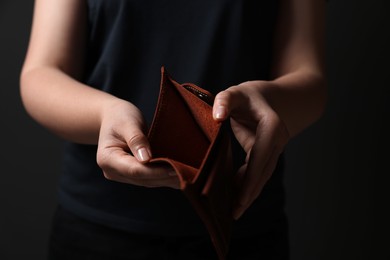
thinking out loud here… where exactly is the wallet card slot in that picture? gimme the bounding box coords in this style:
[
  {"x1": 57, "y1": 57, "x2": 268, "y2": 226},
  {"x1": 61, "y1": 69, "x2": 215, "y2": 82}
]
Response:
[
  {"x1": 176, "y1": 84, "x2": 220, "y2": 142},
  {"x1": 183, "y1": 84, "x2": 213, "y2": 105}
]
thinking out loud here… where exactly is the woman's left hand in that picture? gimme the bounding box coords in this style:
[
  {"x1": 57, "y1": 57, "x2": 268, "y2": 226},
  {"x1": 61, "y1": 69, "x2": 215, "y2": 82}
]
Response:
[{"x1": 213, "y1": 81, "x2": 290, "y2": 220}]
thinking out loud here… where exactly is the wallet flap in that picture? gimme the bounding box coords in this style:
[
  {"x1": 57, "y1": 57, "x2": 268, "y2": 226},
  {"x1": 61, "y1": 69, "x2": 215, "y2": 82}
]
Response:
[{"x1": 148, "y1": 158, "x2": 198, "y2": 190}]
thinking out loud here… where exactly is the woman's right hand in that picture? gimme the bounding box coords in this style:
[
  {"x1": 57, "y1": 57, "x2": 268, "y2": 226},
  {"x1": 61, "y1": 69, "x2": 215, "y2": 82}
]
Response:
[
  {"x1": 96, "y1": 99, "x2": 180, "y2": 189},
  {"x1": 19, "y1": 0, "x2": 180, "y2": 189}
]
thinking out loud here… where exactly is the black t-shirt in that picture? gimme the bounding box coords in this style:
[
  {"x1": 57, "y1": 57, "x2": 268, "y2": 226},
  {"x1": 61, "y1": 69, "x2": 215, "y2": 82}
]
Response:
[{"x1": 59, "y1": 0, "x2": 286, "y2": 236}]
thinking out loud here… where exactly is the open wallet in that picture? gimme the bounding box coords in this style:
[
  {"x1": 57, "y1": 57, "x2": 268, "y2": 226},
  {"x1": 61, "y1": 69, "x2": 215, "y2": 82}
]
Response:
[{"x1": 147, "y1": 66, "x2": 235, "y2": 260}]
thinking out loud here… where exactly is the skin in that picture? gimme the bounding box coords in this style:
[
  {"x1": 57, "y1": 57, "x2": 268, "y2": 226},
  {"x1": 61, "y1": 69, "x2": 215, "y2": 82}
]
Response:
[{"x1": 20, "y1": 0, "x2": 327, "y2": 220}]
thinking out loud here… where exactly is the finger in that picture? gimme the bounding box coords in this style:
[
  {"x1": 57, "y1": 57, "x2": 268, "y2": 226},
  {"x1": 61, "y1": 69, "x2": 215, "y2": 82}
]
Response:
[
  {"x1": 232, "y1": 145, "x2": 273, "y2": 220},
  {"x1": 230, "y1": 118, "x2": 257, "y2": 154},
  {"x1": 126, "y1": 130, "x2": 152, "y2": 163},
  {"x1": 132, "y1": 172, "x2": 180, "y2": 189},
  {"x1": 98, "y1": 146, "x2": 180, "y2": 189},
  {"x1": 108, "y1": 115, "x2": 151, "y2": 163},
  {"x1": 233, "y1": 147, "x2": 280, "y2": 220},
  {"x1": 232, "y1": 120, "x2": 275, "y2": 219},
  {"x1": 235, "y1": 164, "x2": 247, "y2": 188},
  {"x1": 97, "y1": 147, "x2": 173, "y2": 180},
  {"x1": 232, "y1": 164, "x2": 247, "y2": 207},
  {"x1": 247, "y1": 148, "x2": 280, "y2": 205},
  {"x1": 212, "y1": 87, "x2": 248, "y2": 121},
  {"x1": 105, "y1": 170, "x2": 180, "y2": 189}
]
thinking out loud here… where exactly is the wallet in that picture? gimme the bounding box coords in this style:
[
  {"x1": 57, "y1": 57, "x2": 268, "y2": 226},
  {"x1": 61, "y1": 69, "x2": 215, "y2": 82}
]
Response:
[{"x1": 147, "y1": 66, "x2": 234, "y2": 260}]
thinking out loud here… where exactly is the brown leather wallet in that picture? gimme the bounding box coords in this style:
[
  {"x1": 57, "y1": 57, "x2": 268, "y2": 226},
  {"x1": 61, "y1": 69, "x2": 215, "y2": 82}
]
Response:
[{"x1": 147, "y1": 66, "x2": 234, "y2": 260}]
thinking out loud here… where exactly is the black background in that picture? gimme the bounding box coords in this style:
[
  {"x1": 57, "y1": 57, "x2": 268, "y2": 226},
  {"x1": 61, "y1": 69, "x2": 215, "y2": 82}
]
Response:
[{"x1": 1, "y1": 0, "x2": 389, "y2": 259}]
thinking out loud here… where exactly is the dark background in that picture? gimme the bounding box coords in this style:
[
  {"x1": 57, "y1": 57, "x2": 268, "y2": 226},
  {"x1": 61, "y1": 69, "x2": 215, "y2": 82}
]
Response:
[{"x1": 1, "y1": 0, "x2": 389, "y2": 259}]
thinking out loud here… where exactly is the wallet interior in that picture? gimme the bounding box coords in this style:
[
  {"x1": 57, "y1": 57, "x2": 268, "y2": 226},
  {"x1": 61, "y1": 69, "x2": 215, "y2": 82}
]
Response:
[{"x1": 148, "y1": 70, "x2": 220, "y2": 175}]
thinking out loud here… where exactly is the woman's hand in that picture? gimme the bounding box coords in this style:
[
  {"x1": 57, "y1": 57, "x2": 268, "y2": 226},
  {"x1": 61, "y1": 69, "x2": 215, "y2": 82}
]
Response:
[
  {"x1": 213, "y1": 81, "x2": 290, "y2": 220},
  {"x1": 97, "y1": 99, "x2": 180, "y2": 189}
]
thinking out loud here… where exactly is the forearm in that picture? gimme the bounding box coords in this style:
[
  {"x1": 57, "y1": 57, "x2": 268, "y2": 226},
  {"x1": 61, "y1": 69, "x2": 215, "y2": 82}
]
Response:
[
  {"x1": 20, "y1": 66, "x2": 120, "y2": 144},
  {"x1": 264, "y1": 68, "x2": 327, "y2": 138},
  {"x1": 266, "y1": 0, "x2": 327, "y2": 138}
]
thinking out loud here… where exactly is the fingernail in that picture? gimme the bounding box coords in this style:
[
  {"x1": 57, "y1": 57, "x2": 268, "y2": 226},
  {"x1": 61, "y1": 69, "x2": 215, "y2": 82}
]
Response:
[
  {"x1": 214, "y1": 106, "x2": 226, "y2": 119},
  {"x1": 136, "y1": 147, "x2": 150, "y2": 162}
]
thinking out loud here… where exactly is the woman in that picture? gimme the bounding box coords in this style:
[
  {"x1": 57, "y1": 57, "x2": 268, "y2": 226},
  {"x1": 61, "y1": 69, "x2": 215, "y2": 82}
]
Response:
[{"x1": 20, "y1": 0, "x2": 327, "y2": 259}]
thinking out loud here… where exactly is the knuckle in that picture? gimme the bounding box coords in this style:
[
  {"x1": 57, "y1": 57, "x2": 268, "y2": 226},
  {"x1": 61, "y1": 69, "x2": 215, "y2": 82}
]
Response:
[
  {"x1": 96, "y1": 149, "x2": 111, "y2": 169},
  {"x1": 215, "y1": 90, "x2": 232, "y2": 105},
  {"x1": 125, "y1": 166, "x2": 141, "y2": 179},
  {"x1": 257, "y1": 110, "x2": 279, "y2": 128},
  {"x1": 127, "y1": 133, "x2": 146, "y2": 149},
  {"x1": 102, "y1": 171, "x2": 115, "y2": 181}
]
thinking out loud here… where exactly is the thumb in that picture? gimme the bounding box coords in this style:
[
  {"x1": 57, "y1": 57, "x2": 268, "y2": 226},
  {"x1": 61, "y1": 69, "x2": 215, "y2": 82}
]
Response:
[
  {"x1": 119, "y1": 116, "x2": 152, "y2": 163},
  {"x1": 127, "y1": 131, "x2": 152, "y2": 163},
  {"x1": 213, "y1": 87, "x2": 245, "y2": 121}
]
